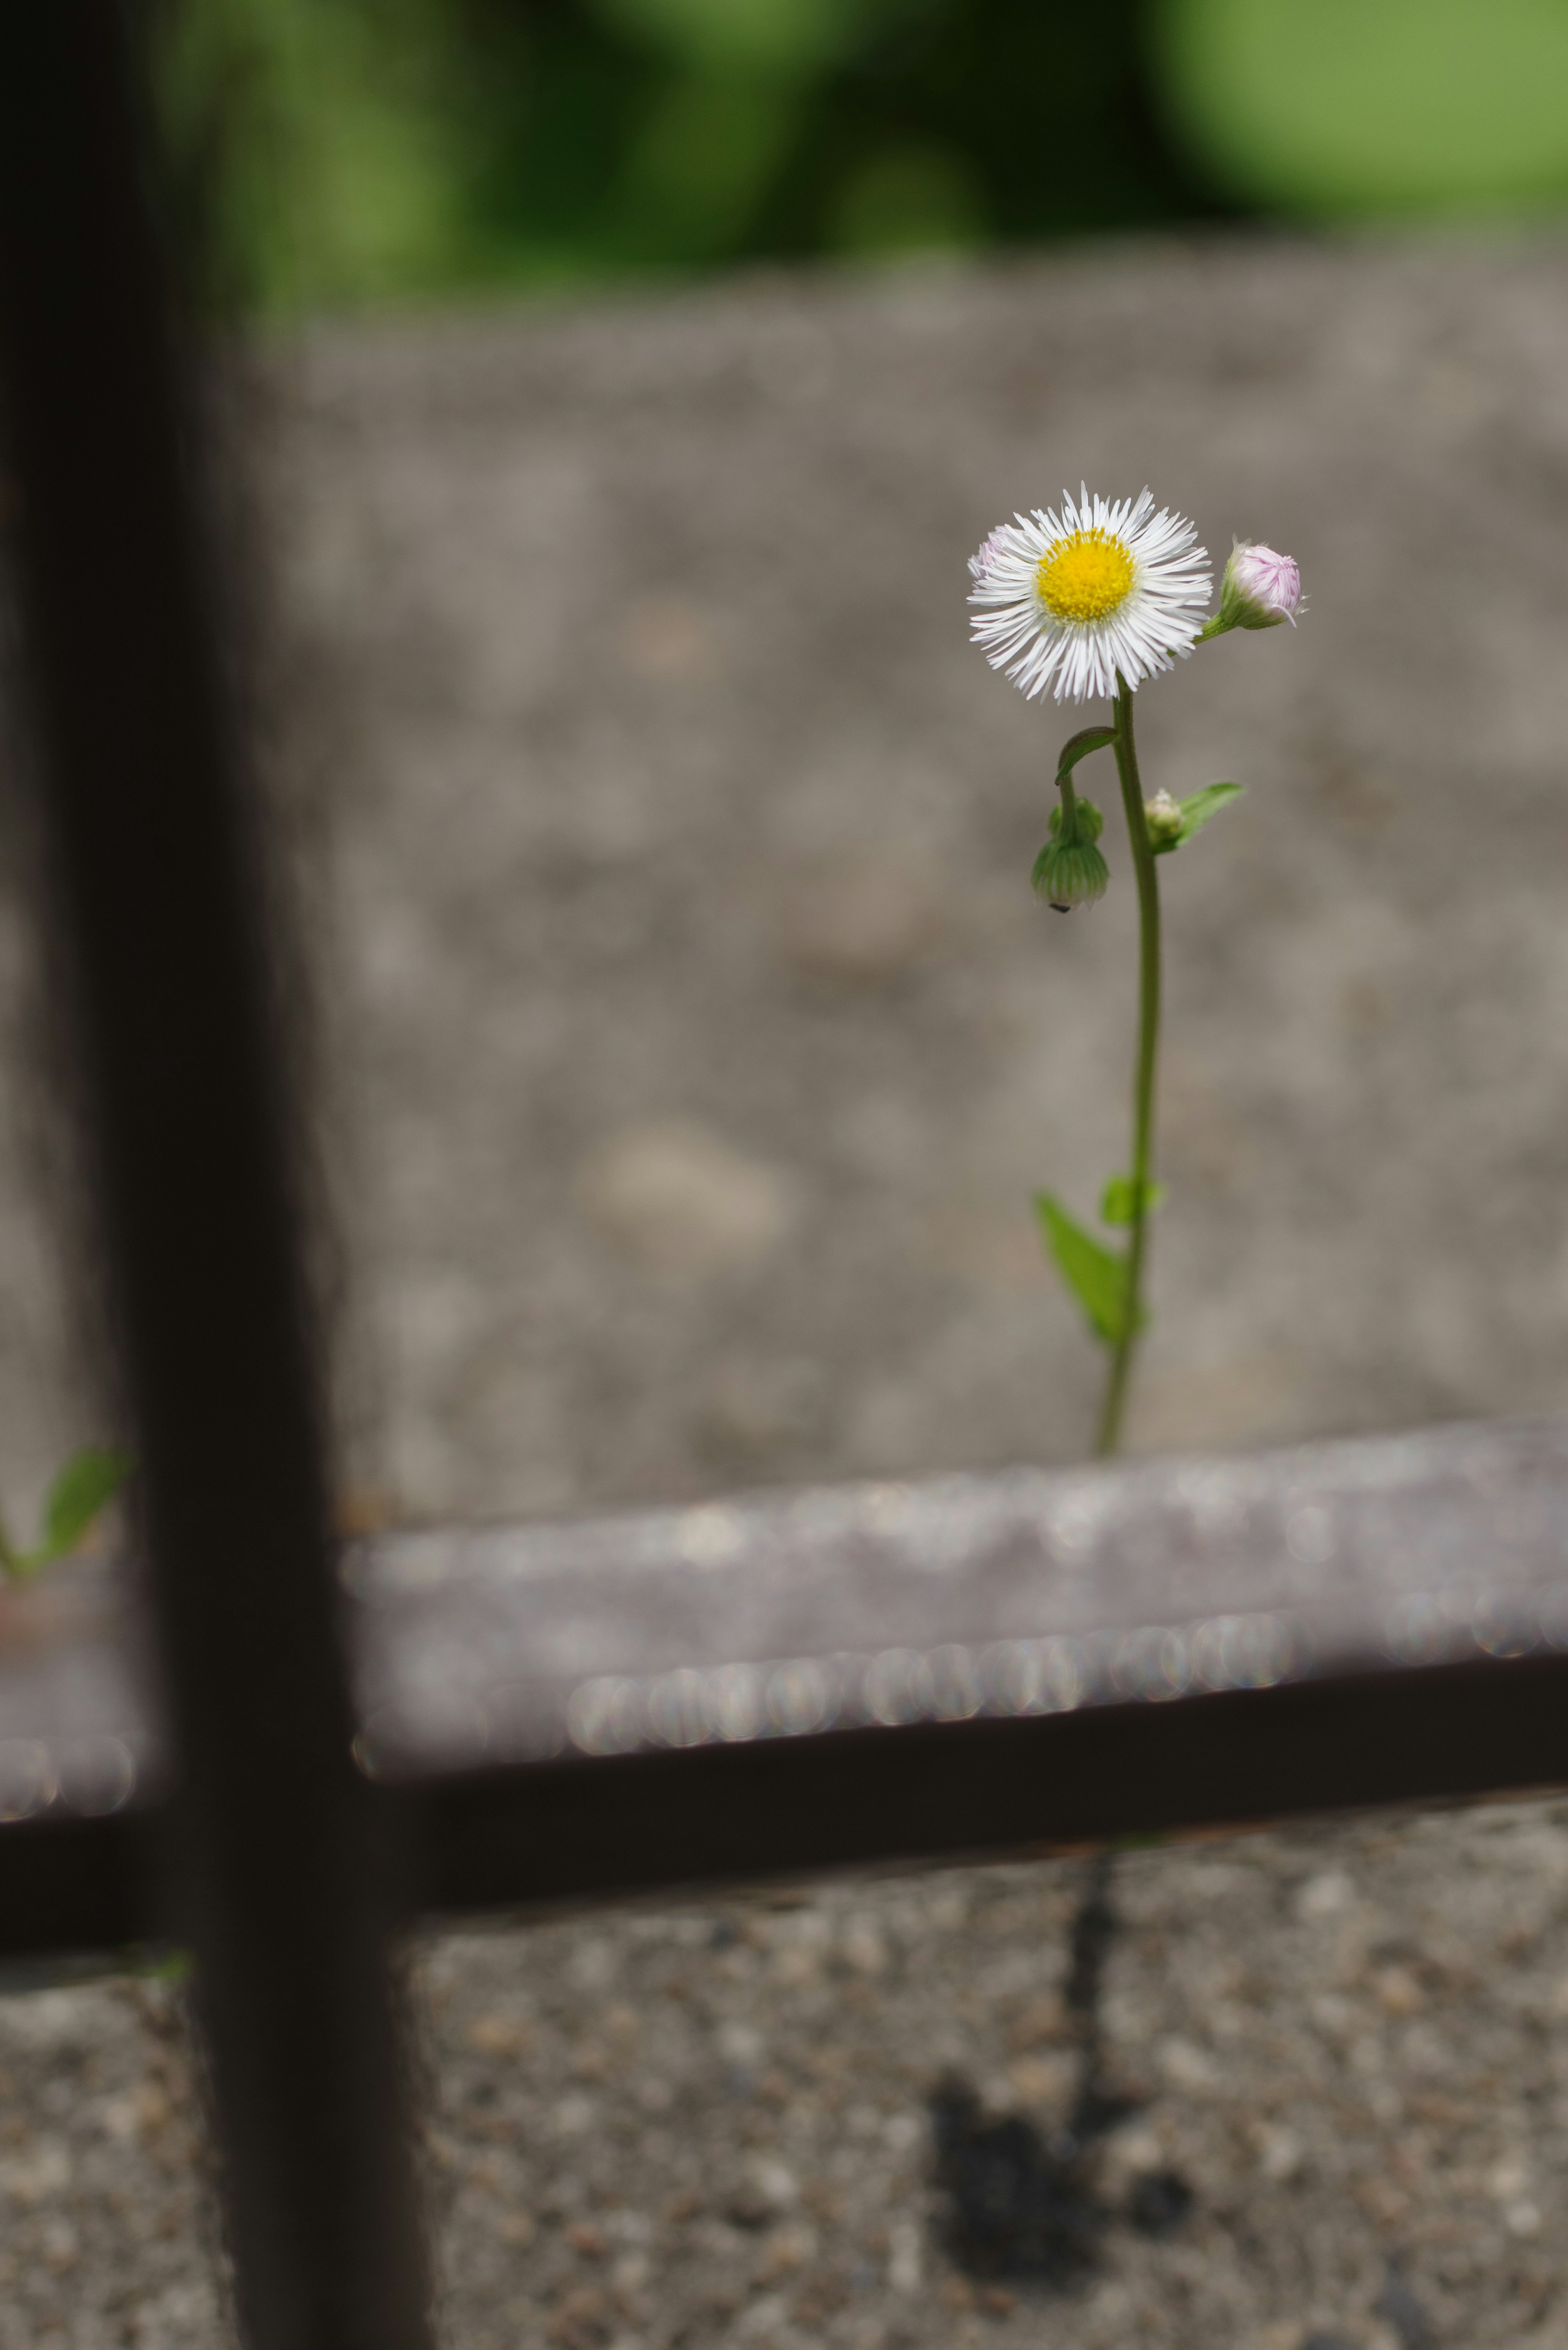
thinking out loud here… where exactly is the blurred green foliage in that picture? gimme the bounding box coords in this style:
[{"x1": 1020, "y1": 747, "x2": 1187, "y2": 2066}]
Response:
[
  {"x1": 0, "y1": 1447, "x2": 132, "y2": 1581},
  {"x1": 149, "y1": 0, "x2": 1218, "y2": 312},
  {"x1": 149, "y1": 0, "x2": 1568, "y2": 317},
  {"x1": 1155, "y1": 0, "x2": 1568, "y2": 221}
]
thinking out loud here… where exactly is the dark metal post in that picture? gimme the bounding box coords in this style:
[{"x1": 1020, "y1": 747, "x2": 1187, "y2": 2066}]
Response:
[{"x1": 0, "y1": 10, "x2": 430, "y2": 2346}]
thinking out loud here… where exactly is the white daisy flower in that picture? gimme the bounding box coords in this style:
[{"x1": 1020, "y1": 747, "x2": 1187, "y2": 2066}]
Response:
[{"x1": 968, "y1": 486, "x2": 1211, "y2": 705}]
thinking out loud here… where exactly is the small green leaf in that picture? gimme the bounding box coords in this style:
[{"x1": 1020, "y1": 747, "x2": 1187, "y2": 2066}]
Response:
[
  {"x1": 1054, "y1": 726, "x2": 1115, "y2": 785},
  {"x1": 30, "y1": 1447, "x2": 132, "y2": 1569},
  {"x1": 1177, "y1": 782, "x2": 1243, "y2": 841},
  {"x1": 1151, "y1": 781, "x2": 1245, "y2": 856},
  {"x1": 1100, "y1": 1174, "x2": 1166, "y2": 1226},
  {"x1": 1034, "y1": 1193, "x2": 1141, "y2": 1347}
]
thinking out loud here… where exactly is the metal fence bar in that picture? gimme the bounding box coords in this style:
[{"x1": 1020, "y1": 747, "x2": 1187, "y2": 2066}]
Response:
[
  {"x1": 361, "y1": 1409, "x2": 1568, "y2": 1906},
  {"x1": 0, "y1": 1813, "x2": 156, "y2": 1964},
  {"x1": 4, "y1": 1634, "x2": 1568, "y2": 1961},
  {"x1": 413, "y1": 1649, "x2": 1568, "y2": 1917},
  {"x1": 5, "y1": 1416, "x2": 1568, "y2": 1953},
  {"x1": 0, "y1": 12, "x2": 430, "y2": 2348}
]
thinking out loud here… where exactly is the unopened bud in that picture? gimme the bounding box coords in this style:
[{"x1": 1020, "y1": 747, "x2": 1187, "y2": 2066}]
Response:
[
  {"x1": 1032, "y1": 840, "x2": 1109, "y2": 911},
  {"x1": 1216, "y1": 540, "x2": 1303, "y2": 633},
  {"x1": 1143, "y1": 789, "x2": 1183, "y2": 849},
  {"x1": 1032, "y1": 798, "x2": 1108, "y2": 910}
]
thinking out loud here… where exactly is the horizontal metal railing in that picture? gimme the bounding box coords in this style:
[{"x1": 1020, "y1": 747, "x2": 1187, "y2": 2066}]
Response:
[{"x1": 5, "y1": 1412, "x2": 1568, "y2": 1958}]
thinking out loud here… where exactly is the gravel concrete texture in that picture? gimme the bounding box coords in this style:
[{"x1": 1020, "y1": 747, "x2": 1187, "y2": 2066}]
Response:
[
  {"x1": 9, "y1": 1803, "x2": 1568, "y2": 2349},
  {"x1": 412, "y1": 1805, "x2": 1568, "y2": 2350},
  {"x1": 6, "y1": 234, "x2": 1568, "y2": 2344},
  {"x1": 0, "y1": 1970, "x2": 217, "y2": 2349},
  {"x1": 249, "y1": 229, "x2": 1568, "y2": 1525}
]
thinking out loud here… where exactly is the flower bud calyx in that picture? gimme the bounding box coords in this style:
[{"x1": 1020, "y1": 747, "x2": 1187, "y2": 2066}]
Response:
[
  {"x1": 1033, "y1": 796, "x2": 1108, "y2": 911},
  {"x1": 1211, "y1": 540, "x2": 1303, "y2": 635}
]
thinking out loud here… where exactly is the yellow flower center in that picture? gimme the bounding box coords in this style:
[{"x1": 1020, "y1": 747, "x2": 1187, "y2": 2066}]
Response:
[{"x1": 1036, "y1": 528, "x2": 1136, "y2": 624}]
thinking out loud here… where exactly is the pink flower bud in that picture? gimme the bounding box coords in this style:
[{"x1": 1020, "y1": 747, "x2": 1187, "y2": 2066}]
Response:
[{"x1": 1219, "y1": 541, "x2": 1303, "y2": 631}]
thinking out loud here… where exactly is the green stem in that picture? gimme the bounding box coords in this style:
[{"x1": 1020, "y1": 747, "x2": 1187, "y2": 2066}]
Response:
[
  {"x1": 1056, "y1": 771, "x2": 1078, "y2": 832},
  {"x1": 1096, "y1": 676, "x2": 1162, "y2": 1458}
]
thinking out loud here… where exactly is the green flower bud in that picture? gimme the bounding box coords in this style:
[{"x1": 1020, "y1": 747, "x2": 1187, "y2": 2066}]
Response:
[
  {"x1": 1143, "y1": 789, "x2": 1184, "y2": 850},
  {"x1": 1033, "y1": 798, "x2": 1109, "y2": 911},
  {"x1": 1050, "y1": 796, "x2": 1103, "y2": 845}
]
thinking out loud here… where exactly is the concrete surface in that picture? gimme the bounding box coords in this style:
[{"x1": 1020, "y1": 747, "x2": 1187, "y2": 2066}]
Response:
[
  {"x1": 8, "y1": 230, "x2": 1568, "y2": 1526},
  {"x1": 9, "y1": 1804, "x2": 1568, "y2": 2350},
  {"x1": 256, "y1": 227, "x2": 1568, "y2": 1526}
]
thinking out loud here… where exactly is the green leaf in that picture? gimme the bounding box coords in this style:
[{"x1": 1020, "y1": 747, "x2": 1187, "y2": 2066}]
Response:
[
  {"x1": 1054, "y1": 725, "x2": 1115, "y2": 785},
  {"x1": 1151, "y1": 781, "x2": 1245, "y2": 856},
  {"x1": 1100, "y1": 1174, "x2": 1166, "y2": 1226},
  {"x1": 29, "y1": 1447, "x2": 132, "y2": 1570},
  {"x1": 1034, "y1": 1193, "x2": 1141, "y2": 1347},
  {"x1": 1177, "y1": 782, "x2": 1244, "y2": 842}
]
